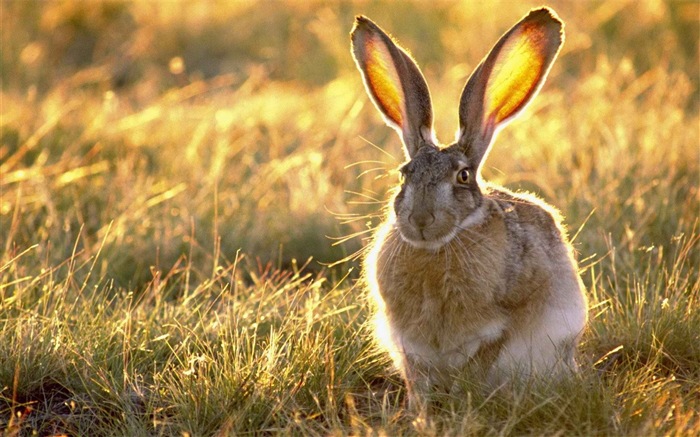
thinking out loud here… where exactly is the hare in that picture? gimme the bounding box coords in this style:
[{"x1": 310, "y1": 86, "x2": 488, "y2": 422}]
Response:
[{"x1": 350, "y1": 8, "x2": 587, "y2": 406}]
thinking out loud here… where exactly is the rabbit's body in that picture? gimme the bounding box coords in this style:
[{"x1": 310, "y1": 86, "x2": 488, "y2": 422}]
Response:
[
  {"x1": 367, "y1": 184, "x2": 587, "y2": 391},
  {"x1": 350, "y1": 7, "x2": 588, "y2": 405}
]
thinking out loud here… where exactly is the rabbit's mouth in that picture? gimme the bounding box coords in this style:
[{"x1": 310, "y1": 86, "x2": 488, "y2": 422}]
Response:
[
  {"x1": 397, "y1": 205, "x2": 488, "y2": 251},
  {"x1": 396, "y1": 218, "x2": 460, "y2": 251},
  {"x1": 399, "y1": 231, "x2": 458, "y2": 251}
]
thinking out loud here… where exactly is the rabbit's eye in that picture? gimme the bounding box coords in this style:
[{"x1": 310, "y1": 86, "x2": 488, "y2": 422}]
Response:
[{"x1": 456, "y1": 168, "x2": 471, "y2": 184}]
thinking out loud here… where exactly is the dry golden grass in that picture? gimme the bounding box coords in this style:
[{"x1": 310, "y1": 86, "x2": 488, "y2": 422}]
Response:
[{"x1": 1, "y1": 1, "x2": 698, "y2": 435}]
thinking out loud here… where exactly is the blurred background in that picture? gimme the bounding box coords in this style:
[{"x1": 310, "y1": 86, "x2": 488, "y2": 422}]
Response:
[{"x1": 1, "y1": 0, "x2": 698, "y2": 287}]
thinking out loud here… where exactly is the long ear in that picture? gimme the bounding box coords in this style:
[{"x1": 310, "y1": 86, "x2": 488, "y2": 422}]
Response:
[
  {"x1": 457, "y1": 7, "x2": 564, "y2": 170},
  {"x1": 351, "y1": 16, "x2": 434, "y2": 158}
]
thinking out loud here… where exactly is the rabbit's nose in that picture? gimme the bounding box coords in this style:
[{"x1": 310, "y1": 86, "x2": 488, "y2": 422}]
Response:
[{"x1": 409, "y1": 211, "x2": 435, "y2": 230}]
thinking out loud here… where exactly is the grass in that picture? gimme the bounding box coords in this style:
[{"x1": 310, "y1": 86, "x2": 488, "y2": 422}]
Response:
[{"x1": 1, "y1": 0, "x2": 699, "y2": 435}]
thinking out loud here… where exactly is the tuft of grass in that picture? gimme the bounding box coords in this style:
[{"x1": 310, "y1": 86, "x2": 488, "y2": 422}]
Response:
[{"x1": 1, "y1": 0, "x2": 699, "y2": 435}]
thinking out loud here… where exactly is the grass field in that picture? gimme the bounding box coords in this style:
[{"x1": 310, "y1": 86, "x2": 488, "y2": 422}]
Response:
[{"x1": 1, "y1": 1, "x2": 698, "y2": 435}]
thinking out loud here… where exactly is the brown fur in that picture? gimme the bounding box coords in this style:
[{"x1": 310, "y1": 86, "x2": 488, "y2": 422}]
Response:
[
  {"x1": 352, "y1": 8, "x2": 588, "y2": 408},
  {"x1": 366, "y1": 188, "x2": 584, "y2": 395}
]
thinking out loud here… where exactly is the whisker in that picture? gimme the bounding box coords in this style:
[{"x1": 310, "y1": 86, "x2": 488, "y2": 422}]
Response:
[
  {"x1": 344, "y1": 159, "x2": 390, "y2": 169},
  {"x1": 357, "y1": 166, "x2": 391, "y2": 179},
  {"x1": 328, "y1": 228, "x2": 375, "y2": 246},
  {"x1": 359, "y1": 135, "x2": 398, "y2": 161},
  {"x1": 345, "y1": 190, "x2": 383, "y2": 203}
]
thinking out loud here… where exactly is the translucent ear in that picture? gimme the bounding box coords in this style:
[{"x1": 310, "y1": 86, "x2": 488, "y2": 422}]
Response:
[
  {"x1": 351, "y1": 16, "x2": 434, "y2": 158},
  {"x1": 458, "y1": 7, "x2": 564, "y2": 169}
]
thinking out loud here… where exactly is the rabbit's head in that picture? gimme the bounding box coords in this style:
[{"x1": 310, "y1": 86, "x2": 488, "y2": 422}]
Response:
[{"x1": 351, "y1": 9, "x2": 563, "y2": 250}]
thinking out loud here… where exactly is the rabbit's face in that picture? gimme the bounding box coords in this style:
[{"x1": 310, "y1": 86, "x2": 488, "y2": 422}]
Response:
[{"x1": 393, "y1": 144, "x2": 483, "y2": 250}]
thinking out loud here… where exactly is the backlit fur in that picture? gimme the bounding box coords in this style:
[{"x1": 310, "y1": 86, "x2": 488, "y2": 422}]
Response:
[{"x1": 352, "y1": 8, "x2": 588, "y2": 407}]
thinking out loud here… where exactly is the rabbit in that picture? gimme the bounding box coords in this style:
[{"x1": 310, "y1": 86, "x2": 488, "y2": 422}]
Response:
[{"x1": 350, "y1": 7, "x2": 588, "y2": 407}]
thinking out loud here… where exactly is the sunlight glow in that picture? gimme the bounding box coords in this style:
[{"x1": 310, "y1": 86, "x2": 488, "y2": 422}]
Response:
[
  {"x1": 485, "y1": 26, "x2": 546, "y2": 125},
  {"x1": 364, "y1": 35, "x2": 405, "y2": 127}
]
